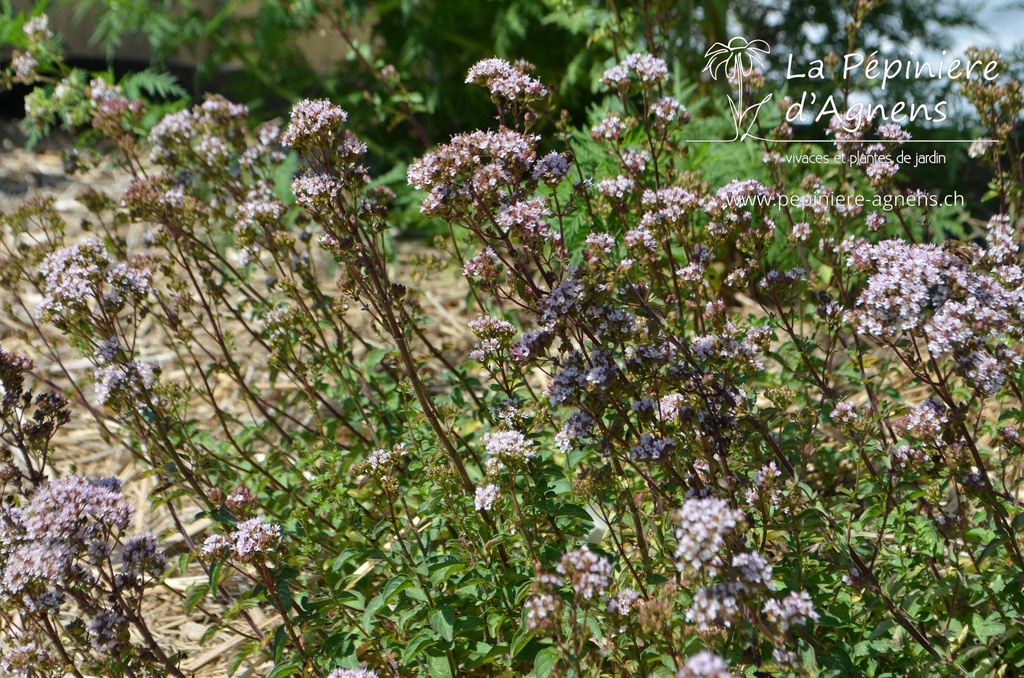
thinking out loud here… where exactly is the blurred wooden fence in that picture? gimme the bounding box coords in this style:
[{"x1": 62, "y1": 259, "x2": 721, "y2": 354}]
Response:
[{"x1": 11, "y1": 0, "x2": 352, "y2": 71}]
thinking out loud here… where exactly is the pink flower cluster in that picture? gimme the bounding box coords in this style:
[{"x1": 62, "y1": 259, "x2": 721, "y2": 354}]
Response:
[
  {"x1": 849, "y1": 238, "x2": 1024, "y2": 395},
  {"x1": 591, "y1": 113, "x2": 628, "y2": 141},
  {"x1": 525, "y1": 591, "x2": 560, "y2": 631},
  {"x1": 355, "y1": 443, "x2": 409, "y2": 492},
  {"x1": 93, "y1": 360, "x2": 157, "y2": 406},
  {"x1": 466, "y1": 58, "x2": 548, "y2": 102},
  {"x1": 495, "y1": 199, "x2": 557, "y2": 241},
  {"x1": 201, "y1": 517, "x2": 282, "y2": 564},
  {"x1": 762, "y1": 591, "x2": 819, "y2": 631},
  {"x1": 677, "y1": 651, "x2": 737, "y2": 678},
  {"x1": 703, "y1": 180, "x2": 775, "y2": 241},
  {"x1": 675, "y1": 497, "x2": 817, "y2": 635},
  {"x1": 598, "y1": 175, "x2": 635, "y2": 200},
  {"x1": 468, "y1": 315, "x2": 518, "y2": 362},
  {"x1": 148, "y1": 96, "x2": 248, "y2": 166},
  {"x1": 0, "y1": 476, "x2": 141, "y2": 595},
  {"x1": 827, "y1": 107, "x2": 874, "y2": 149},
  {"x1": 407, "y1": 128, "x2": 539, "y2": 217},
  {"x1": 36, "y1": 240, "x2": 153, "y2": 323},
  {"x1": 37, "y1": 239, "x2": 110, "y2": 321},
  {"x1": 474, "y1": 483, "x2": 500, "y2": 512},
  {"x1": 463, "y1": 247, "x2": 501, "y2": 279},
  {"x1": 281, "y1": 99, "x2": 348, "y2": 153},
  {"x1": 556, "y1": 545, "x2": 612, "y2": 600},
  {"x1": 602, "y1": 53, "x2": 670, "y2": 89},
  {"x1": 482, "y1": 429, "x2": 536, "y2": 472},
  {"x1": 674, "y1": 497, "x2": 745, "y2": 577},
  {"x1": 640, "y1": 187, "x2": 700, "y2": 233},
  {"x1": 292, "y1": 173, "x2": 340, "y2": 213}
]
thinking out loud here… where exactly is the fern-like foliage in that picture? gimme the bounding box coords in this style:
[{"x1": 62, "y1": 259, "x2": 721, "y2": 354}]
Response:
[{"x1": 119, "y1": 67, "x2": 186, "y2": 100}]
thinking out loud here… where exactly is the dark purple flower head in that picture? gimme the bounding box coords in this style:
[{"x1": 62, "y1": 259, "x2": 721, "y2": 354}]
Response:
[
  {"x1": 87, "y1": 607, "x2": 127, "y2": 652},
  {"x1": 0, "y1": 348, "x2": 33, "y2": 412},
  {"x1": 120, "y1": 533, "x2": 168, "y2": 578}
]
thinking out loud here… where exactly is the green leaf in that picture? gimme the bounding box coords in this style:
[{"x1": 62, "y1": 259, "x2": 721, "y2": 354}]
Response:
[
  {"x1": 429, "y1": 605, "x2": 455, "y2": 642},
  {"x1": 362, "y1": 594, "x2": 387, "y2": 629},
  {"x1": 533, "y1": 646, "x2": 559, "y2": 677},
  {"x1": 209, "y1": 507, "x2": 238, "y2": 527},
  {"x1": 226, "y1": 640, "x2": 260, "y2": 677},
  {"x1": 177, "y1": 552, "x2": 191, "y2": 576},
  {"x1": 567, "y1": 448, "x2": 588, "y2": 468},
  {"x1": 275, "y1": 577, "x2": 293, "y2": 615},
  {"x1": 183, "y1": 583, "x2": 210, "y2": 615},
  {"x1": 486, "y1": 611, "x2": 506, "y2": 637},
  {"x1": 467, "y1": 641, "x2": 500, "y2": 668},
  {"x1": 272, "y1": 625, "x2": 288, "y2": 663},
  {"x1": 208, "y1": 561, "x2": 222, "y2": 591},
  {"x1": 332, "y1": 548, "x2": 363, "y2": 572},
  {"x1": 971, "y1": 613, "x2": 1006, "y2": 642},
  {"x1": 425, "y1": 652, "x2": 452, "y2": 678},
  {"x1": 406, "y1": 586, "x2": 429, "y2": 603},
  {"x1": 336, "y1": 590, "x2": 366, "y2": 611},
  {"x1": 322, "y1": 630, "x2": 356, "y2": 659},
  {"x1": 401, "y1": 629, "x2": 436, "y2": 664},
  {"x1": 820, "y1": 641, "x2": 854, "y2": 672},
  {"x1": 454, "y1": 615, "x2": 484, "y2": 633},
  {"x1": 555, "y1": 503, "x2": 592, "y2": 521},
  {"x1": 429, "y1": 557, "x2": 466, "y2": 586},
  {"x1": 266, "y1": 660, "x2": 301, "y2": 678},
  {"x1": 510, "y1": 629, "x2": 534, "y2": 658},
  {"x1": 979, "y1": 535, "x2": 1004, "y2": 564},
  {"x1": 382, "y1": 575, "x2": 413, "y2": 601}
]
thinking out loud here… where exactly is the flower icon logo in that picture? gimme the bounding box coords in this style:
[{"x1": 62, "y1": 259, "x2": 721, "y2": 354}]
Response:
[{"x1": 702, "y1": 37, "x2": 773, "y2": 141}]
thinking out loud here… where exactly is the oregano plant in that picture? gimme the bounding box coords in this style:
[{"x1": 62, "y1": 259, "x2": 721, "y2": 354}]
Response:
[{"x1": 1, "y1": 5, "x2": 1023, "y2": 677}]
